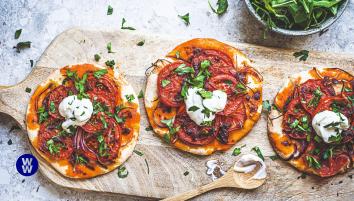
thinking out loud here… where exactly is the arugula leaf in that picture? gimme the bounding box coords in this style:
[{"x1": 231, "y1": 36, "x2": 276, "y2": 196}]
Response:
[
  {"x1": 188, "y1": 106, "x2": 200, "y2": 112},
  {"x1": 14, "y1": 41, "x2": 31, "y2": 52},
  {"x1": 138, "y1": 90, "x2": 144, "y2": 98},
  {"x1": 137, "y1": 40, "x2": 145, "y2": 46},
  {"x1": 121, "y1": 18, "x2": 136, "y2": 30},
  {"x1": 178, "y1": 13, "x2": 190, "y2": 25},
  {"x1": 117, "y1": 165, "x2": 129, "y2": 178},
  {"x1": 94, "y1": 54, "x2": 101, "y2": 61},
  {"x1": 293, "y1": 50, "x2": 309, "y2": 61},
  {"x1": 107, "y1": 5, "x2": 113, "y2": 15},
  {"x1": 208, "y1": 0, "x2": 228, "y2": 15},
  {"x1": 105, "y1": 60, "x2": 115, "y2": 68},
  {"x1": 93, "y1": 69, "x2": 108, "y2": 79},
  {"x1": 251, "y1": 146, "x2": 265, "y2": 161},
  {"x1": 161, "y1": 79, "x2": 171, "y2": 87},
  {"x1": 14, "y1": 29, "x2": 22, "y2": 39}
]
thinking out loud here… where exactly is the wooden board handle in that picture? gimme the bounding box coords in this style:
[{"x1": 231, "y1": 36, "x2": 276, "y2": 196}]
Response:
[{"x1": 0, "y1": 67, "x2": 54, "y2": 129}]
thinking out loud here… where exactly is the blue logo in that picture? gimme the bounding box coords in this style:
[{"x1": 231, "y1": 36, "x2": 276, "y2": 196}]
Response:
[{"x1": 16, "y1": 154, "x2": 39, "y2": 176}]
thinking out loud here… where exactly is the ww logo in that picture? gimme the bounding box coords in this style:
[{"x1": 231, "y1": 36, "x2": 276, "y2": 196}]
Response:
[{"x1": 16, "y1": 154, "x2": 38, "y2": 176}]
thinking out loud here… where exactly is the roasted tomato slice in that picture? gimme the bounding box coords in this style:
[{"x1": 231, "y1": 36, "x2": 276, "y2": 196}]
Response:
[
  {"x1": 158, "y1": 61, "x2": 188, "y2": 107},
  {"x1": 317, "y1": 153, "x2": 351, "y2": 177},
  {"x1": 282, "y1": 98, "x2": 311, "y2": 139},
  {"x1": 46, "y1": 85, "x2": 68, "y2": 119},
  {"x1": 38, "y1": 124, "x2": 74, "y2": 159},
  {"x1": 88, "y1": 91, "x2": 114, "y2": 114},
  {"x1": 86, "y1": 74, "x2": 118, "y2": 104},
  {"x1": 205, "y1": 74, "x2": 239, "y2": 95},
  {"x1": 152, "y1": 102, "x2": 177, "y2": 128},
  {"x1": 190, "y1": 49, "x2": 234, "y2": 76},
  {"x1": 216, "y1": 96, "x2": 246, "y2": 132},
  {"x1": 81, "y1": 112, "x2": 106, "y2": 133},
  {"x1": 299, "y1": 79, "x2": 335, "y2": 116},
  {"x1": 174, "y1": 107, "x2": 218, "y2": 146}
]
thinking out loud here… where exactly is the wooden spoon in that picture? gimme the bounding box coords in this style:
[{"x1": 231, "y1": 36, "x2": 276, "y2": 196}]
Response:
[{"x1": 162, "y1": 165, "x2": 266, "y2": 201}]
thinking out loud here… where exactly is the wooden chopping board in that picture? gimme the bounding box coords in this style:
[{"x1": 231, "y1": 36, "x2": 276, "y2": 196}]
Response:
[{"x1": 0, "y1": 28, "x2": 353, "y2": 200}]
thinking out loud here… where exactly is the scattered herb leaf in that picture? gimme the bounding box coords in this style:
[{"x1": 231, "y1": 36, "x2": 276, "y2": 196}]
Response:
[
  {"x1": 25, "y1": 87, "x2": 32, "y2": 93},
  {"x1": 121, "y1": 18, "x2": 136, "y2": 30},
  {"x1": 107, "y1": 5, "x2": 113, "y2": 15},
  {"x1": 178, "y1": 13, "x2": 190, "y2": 25},
  {"x1": 208, "y1": 0, "x2": 228, "y2": 15},
  {"x1": 293, "y1": 50, "x2": 309, "y2": 61},
  {"x1": 14, "y1": 29, "x2": 22, "y2": 39},
  {"x1": 251, "y1": 146, "x2": 265, "y2": 161},
  {"x1": 137, "y1": 40, "x2": 145, "y2": 46}
]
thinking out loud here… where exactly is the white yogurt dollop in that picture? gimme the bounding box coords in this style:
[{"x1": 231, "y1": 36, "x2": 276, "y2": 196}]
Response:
[
  {"x1": 184, "y1": 87, "x2": 227, "y2": 125},
  {"x1": 58, "y1": 95, "x2": 93, "y2": 132},
  {"x1": 234, "y1": 154, "x2": 267, "y2": 180},
  {"x1": 312, "y1": 110, "x2": 349, "y2": 143}
]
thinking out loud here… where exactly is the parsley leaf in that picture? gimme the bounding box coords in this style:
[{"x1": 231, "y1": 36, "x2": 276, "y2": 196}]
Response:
[
  {"x1": 198, "y1": 89, "x2": 213, "y2": 99},
  {"x1": 133, "y1": 150, "x2": 144, "y2": 156},
  {"x1": 306, "y1": 156, "x2": 321, "y2": 169},
  {"x1": 188, "y1": 106, "x2": 200, "y2": 112},
  {"x1": 269, "y1": 155, "x2": 279, "y2": 160},
  {"x1": 251, "y1": 146, "x2": 265, "y2": 161},
  {"x1": 49, "y1": 101, "x2": 56, "y2": 113},
  {"x1": 105, "y1": 60, "x2": 115, "y2": 68},
  {"x1": 137, "y1": 40, "x2": 145, "y2": 46},
  {"x1": 37, "y1": 107, "x2": 49, "y2": 123},
  {"x1": 25, "y1": 87, "x2": 32, "y2": 93},
  {"x1": 107, "y1": 42, "x2": 114, "y2": 53},
  {"x1": 107, "y1": 5, "x2": 113, "y2": 15},
  {"x1": 293, "y1": 50, "x2": 309, "y2": 61},
  {"x1": 14, "y1": 41, "x2": 31, "y2": 53},
  {"x1": 93, "y1": 69, "x2": 108, "y2": 79},
  {"x1": 117, "y1": 165, "x2": 129, "y2": 178},
  {"x1": 178, "y1": 13, "x2": 190, "y2": 25},
  {"x1": 174, "y1": 64, "x2": 194, "y2": 75},
  {"x1": 14, "y1": 29, "x2": 22, "y2": 39},
  {"x1": 125, "y1": 94, "x2": 135, "y2": 102},
  {"x1": 138, "y1": 90, "x2": 144, "y2": 98},
  {"x1": 232, "y1": 144, "x2": 246, "y2": 156},
  {"x1": 121, "y1": 18, "x2": 136, "y2": 30},
  {"x1": 262, "y1": 100, "x2": 271, "y2": 112},
  {"x1": 208, "y1": 0, "x2": 228, "y2": 15},
  {"x1": 46, "y1": 139, "x2": 61, "y2": 155},
  {"x1": 161, "y1": 79, "x2": 171, "y2": 87},
  {"x1": 94, "y1": 54, "x2": 101, "y2": 61}
]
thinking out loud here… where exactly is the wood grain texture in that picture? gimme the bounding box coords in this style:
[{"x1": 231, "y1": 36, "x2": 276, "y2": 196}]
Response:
[{"x1": 0, "y1": 28, "x2": 353, "y2": 200}]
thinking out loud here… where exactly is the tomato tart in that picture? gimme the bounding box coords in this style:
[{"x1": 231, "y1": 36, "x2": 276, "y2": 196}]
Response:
[
  {"x1": 268, "y1": 68, "x2": 353, "y2": 177},
  {"x1": 145, "y1": 38, "x2": 263, "y2": 155},
  {"x1": 26, "y1": 64, "x2": 140, "y2": 178}
]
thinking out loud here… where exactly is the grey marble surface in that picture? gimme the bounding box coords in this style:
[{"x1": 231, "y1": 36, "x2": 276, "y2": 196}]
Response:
[{"x1": 0, "y1": 0, "x2": 353, "y2": 200}]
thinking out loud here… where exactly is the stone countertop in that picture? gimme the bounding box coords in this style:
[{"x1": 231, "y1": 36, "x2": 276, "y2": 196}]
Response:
[{"x1": 0, "y1": 0, "x2": 353, "y2": 200}]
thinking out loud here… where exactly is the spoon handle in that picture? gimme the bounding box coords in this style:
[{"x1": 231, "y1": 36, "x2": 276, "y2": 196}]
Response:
[{"x1": 162, "y1": 176, "x2": 231, "y2": 201}]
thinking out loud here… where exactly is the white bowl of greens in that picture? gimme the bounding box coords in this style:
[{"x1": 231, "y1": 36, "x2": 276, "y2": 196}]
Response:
[{"x1": 244, "y1": 0, "x2": 348, "y2": 36}]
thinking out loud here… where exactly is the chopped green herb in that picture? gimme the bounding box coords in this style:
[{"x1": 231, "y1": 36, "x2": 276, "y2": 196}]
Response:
[
  {"x1": 100, "y1": 116, "x2": 108, "y2": 129},
  {"x1": 201, "y1": 108, "x2": 212, "y2": 118},
  {"x1": 25, "y1": 87, "x2": 32, "y2": 93},
  {"x1": 46, "y1": 139, "x2": 61, "y2": 155},
  {"x1": 117, "y1": 165, "x2": 129, "y2": 178},
  {"x1": 138, "y1": 90, "x2": 144, "y2": 98},
  {"x1": 125, "y1": 94, "x2": 135, "y2": 102},
  {"x1": 293, "y1": 50, "x2": 309, "y2": 61},
  {"x1": 49, "y1": 101, "x2": 56, "y2": 113},
  {"x1": 107, "y1": 42, "x2": 114, "y2": 53},
  {"x1": 37, "y1": 107, "x2": 49, "y2": 123},
  {"x1": 137, "y1": 40, "x2": 145, "y2": 46},
  {"x1": 76, "y1": 155, "x2": 88, "y2": 164},
  {"x1": 262, "y1": 100, "x2": 271, "y2": 112},
  {"x1": 107, "y1": 5, "x2": 113, "y2": 15},
  {"x1": 121, "y1": 18, "x2": 136, "y2": 30},
  {"x1": 97, "y1": 133, "x2": 108, "y2": 157},
  {"x1": 163, "y1": 133, "x2": 171, "y2": 143},
  {"x1": 30, "y1": 60, "x2": 34, "y2": 67},
  {"x1": 161, "y1": 118, "x2": 179, "y2": 143},
  {"x1": 178, "y1": 13, "x2": 190, "y2": 25},
  {"x1": 308, "y1": 87, "x2": 322, "y2": 108},
  {"x1": 93, "y1": 69, "x2": 108, "y2": 79},
  {"x1": 161, "y1": 79, "x2": 171, "y2": 87},
  {"x1": 14, "y1": 41, "x2": 31, "y2": 52},
  {"x1": 306, "y1": 156, "x2": 321, "y2": 169},
  {"x1": 14, "y1": 29, "x2": 22, "y2": 39},
  {"x1": 94, "y1": 54, "x2": 101, "y2": 61},
  {"x1": 232, "y1": 144, "x2": 246, "y2": 156},
  {"x1": 145, "y1": 126, "x2": 153, "y2": 131},
  {"x1": 183, "y1": 171, "x2": 189, "y2": 176},
  {"x1": 174, "y1": 64, "x2": 194, "y2": 75},
  {"x1": 208, "y1": 0, "x2": 228, "y2": 15},
  {"x1": 269, "y1": 155, "x2": 279, "y2": 161},
  {"x1": 181, "y1": 82, "x2": 188, "y2": 98},
  {"x1": 133, "y1": 150, "x2": 144, "y2": 156},
  {"x1": 175, "y1": 51, "x2": 181, "y2": 59},
  {"x1": 251, "y1": 146, "x2": 265, "y2": 161},
  {"x1": 200, "y1": 60, "x2": 211, "y2": 69},
  {"x1": 188, "y1": 106, "x2": 200, "y2": 112},
  {"x1": 235, "y1": 83, "x2": 247, "y2": 94},
  {"x1": 105, "y1": 60, "x2": 115, "y2": 68},
  {"x1": 198, "y1": 89, "x2": 213, "y2": 99},
  {"x1": 145, "y1": 158, "x2": 150, "y2": 174},
  {"x1": 322, "y1": 148, "x2": 333, "y2": 160}
]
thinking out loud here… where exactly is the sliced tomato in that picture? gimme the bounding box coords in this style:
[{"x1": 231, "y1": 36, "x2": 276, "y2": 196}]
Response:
[
  {"x1": 46, "y1": 85, "x2": 68, "y2": 119},
  {"x1": 299, "y1": 79, "x2": 335, "y2": 116},
  {"x1": 174, "y1": 107, "x2": 218, "y2": 146},
  {"x1": 86, "y1": 74, "x2": 118, "y2": 104},
  {"x1": 158, "y1": 61, "x2": 188, "y2": 107},
  {"x1": 190, "y1": 49, "x2": 234, "y2": 76},
  {"x1": 205, "y1": 74, "x2": 239, "y2": 95},
  {"x1": 38, "y1": 124, "x2": 74, "y2": 159},
  {"x1": 81, "y1": 112, "x2": 106, "y2": 133},
  {"x1": 219, "y1": 96, "x2": 245, "y2": 116},
  {"x1": 282, "y1": 98, "x2": 311, "y2": 139},
  {"x1": 317, "y1": 153, "x2": 351, "y2": 177},
  {"x1": 152, "y1": 102, "x2": 177, "y2": 127},
  {"x1": 88, "y1": 91, "x2": 114, "y2": 114}
]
